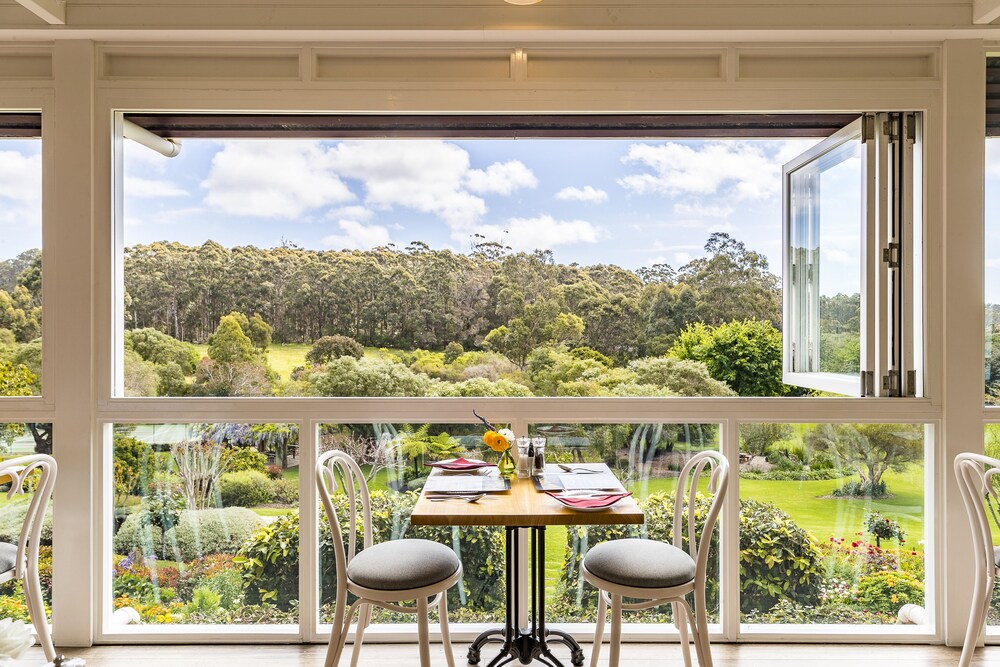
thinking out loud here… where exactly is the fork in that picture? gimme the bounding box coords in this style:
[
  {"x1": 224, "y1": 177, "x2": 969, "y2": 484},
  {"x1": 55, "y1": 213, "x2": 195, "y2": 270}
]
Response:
[
  {"x1": 428, "y1": 494, "x2": 485, "y2": 503},
  {"x1": 558, "y1": 464, "x2": 601, "y2": 474}
]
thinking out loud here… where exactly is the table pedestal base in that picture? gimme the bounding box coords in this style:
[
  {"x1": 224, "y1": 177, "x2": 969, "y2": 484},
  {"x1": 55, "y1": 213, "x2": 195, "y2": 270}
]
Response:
[{"x1": 467, "y1": 526, "x2": 585, "y2": 667}]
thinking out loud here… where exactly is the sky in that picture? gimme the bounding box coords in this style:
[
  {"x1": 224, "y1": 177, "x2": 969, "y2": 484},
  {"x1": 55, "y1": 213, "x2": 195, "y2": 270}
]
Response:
[{"x1": 0, "y1": 133, "x2": 881, "y2": 296}]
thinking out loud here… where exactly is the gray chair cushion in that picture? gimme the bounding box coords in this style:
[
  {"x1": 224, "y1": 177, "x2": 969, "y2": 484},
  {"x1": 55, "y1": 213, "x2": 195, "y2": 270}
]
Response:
[
  {"x1": 993, "y1": 546, "x2": 1000, "y2": 569},
  {"x1": 347, "y1": 539, "x2": 460, "y2": 592},
  {"x1": 0, "y1": 542, "x2": 17, "y2": 574},
  {"x1": 584, "y1": 538, "x2": 696, "y2": 589}
]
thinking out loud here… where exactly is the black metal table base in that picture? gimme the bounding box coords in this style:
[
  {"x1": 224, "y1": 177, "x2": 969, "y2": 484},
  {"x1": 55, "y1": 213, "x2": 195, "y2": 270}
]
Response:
[{"x1": 467, "y1": 526, "x2": 585, "y2": 667}]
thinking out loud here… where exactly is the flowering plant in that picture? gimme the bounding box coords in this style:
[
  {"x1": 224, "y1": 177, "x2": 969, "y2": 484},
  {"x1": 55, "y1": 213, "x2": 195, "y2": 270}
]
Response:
[{"x1": 474, "y1": 410, "x2": 514, "y2": 452}]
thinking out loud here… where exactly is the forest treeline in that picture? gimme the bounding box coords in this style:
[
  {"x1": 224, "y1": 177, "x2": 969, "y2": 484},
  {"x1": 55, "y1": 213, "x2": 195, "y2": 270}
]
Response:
[{"x1": 119, "y1": 232, "x2": 782, "y2": 360}]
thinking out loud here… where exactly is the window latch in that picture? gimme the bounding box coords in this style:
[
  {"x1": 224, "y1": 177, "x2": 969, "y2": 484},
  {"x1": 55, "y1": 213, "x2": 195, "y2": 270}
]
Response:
[{"x1": 882, "y1": 242, "x2": 900, "y2": 268}]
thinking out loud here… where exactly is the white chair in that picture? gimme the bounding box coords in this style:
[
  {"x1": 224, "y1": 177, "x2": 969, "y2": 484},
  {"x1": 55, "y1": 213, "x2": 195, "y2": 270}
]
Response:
[
  {"x1": 583, "y1": 450, "x2": 728, "y2": 667},
  {"x1": 955, "y1": 452, "x2": 1000, "y2": 667},
  {"x1": 0, "y1": 454, "x2": 56, "y2": 662},
  {"x1": 317, "y1": 450, "x2": 462, "y2": 667}
]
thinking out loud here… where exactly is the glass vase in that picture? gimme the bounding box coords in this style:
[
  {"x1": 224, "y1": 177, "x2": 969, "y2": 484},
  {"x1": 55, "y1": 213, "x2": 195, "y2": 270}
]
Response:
[{"x1": 498, "y1": 448, "x2": 516, "y2": 478}]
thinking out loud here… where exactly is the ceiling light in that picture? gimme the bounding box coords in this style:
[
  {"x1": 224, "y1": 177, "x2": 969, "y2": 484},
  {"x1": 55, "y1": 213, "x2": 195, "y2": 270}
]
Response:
[{"x1": 504, "y1": 0, "x2": 542, "y2": 5}]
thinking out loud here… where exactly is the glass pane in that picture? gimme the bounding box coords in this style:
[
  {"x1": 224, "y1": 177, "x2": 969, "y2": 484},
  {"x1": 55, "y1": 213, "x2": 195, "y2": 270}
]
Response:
[
  {"x1": 528, "y1": 422, "x2": 721, "y2": 625},
  {"x1": 0, "y1": 423, "x2": 52, "y2": 630},
  {"x1": 317, "y1": 423, "x2": 505, "y2": 625},
  {"x1": 739, "y1": 423, "x2": 926, "y2": 625},
  {"x1": 0, "y1": 137, "x2": 42, "y2": 397},
  {"x1": 111, "y1": 423, "x2": 299, "y2": 626},
  {"x1": 122, "y1": 135, "x2": 823, "y2": 399},
  {"x1": 786, "y1": 136, "x2": 862, "y2": 393},
  {"x1": 986, "y1": 138, "x2": 1000, "y2": 404},
  {"x1": 983, "y1": 425, "x2": 1000, "y2": 625}
]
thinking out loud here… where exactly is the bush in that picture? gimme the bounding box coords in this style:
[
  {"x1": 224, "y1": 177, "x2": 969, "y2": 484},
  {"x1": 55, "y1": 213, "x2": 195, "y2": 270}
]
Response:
[
  {"x1": 568, "y1": 346, "x2": 614, "y2": 367},
  {"x1": 114, "y1": 434, "x2": 157, "y2": 495},
  {"x1": 238, "y1": 491, "x2": 504, "y2": 614},
  {"x1": 0, "y1": 498, "x2": 51, "y2": 545},
  {"x1": 222, "y1": 447, "x2": 267, "y2": 474},
  {"x1": 311, "y1": 356, "x2": 437, "y2": 397},
  {"x1": 219, "y1": 471, "x2": 273, "y2": 507},
  {"x1": 832, "y1": 479, "x2": 888, "y2": 498},
  {"x1": 443, "y1": 342, "x2": 464, "y2": 365},
  {"x1": 125, "y1": 328, "x2": 200, "y2": 374},
  {"x1": 857, "y1": 570, "x2": 924, "y2": 614},
  {"x1": 738, "y1": 499, "x2": 823, "y2": 613},
  {"x1": 264, "y1": 464, "x2": 283, "y2": 480},
  {"x1": 155, "y1": 362, "x2": 189, "y2": 396},
  {"x1": 742, "y1": 598, "x2": 893, "y2": 625},
  {"x1": 306, "y1": 335, "x2": 364, "y2": 365},
  {"x1": 270, "y1": 477, "x2": 298, "y2": 505},
  {"x1": 114, "y1": 507, "x2": 265, "y2": 561}
]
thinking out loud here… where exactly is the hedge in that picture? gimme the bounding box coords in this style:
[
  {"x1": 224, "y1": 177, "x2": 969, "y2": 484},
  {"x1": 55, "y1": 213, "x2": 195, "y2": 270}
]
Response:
[{"x1": 114, "y1": 507, "x2": 265, "y2": 561}]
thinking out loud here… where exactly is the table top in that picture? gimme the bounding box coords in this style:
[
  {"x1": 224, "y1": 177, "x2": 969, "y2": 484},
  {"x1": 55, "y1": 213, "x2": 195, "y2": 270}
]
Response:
[{"x1": 410, "y1": 474, "x2": 645, "y2": 527}]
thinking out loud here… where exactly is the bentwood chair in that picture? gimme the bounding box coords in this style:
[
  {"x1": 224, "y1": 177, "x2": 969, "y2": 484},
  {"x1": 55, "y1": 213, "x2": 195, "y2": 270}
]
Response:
[
  {"x1": 317, "y1": 450, "x2": 462, "y2": 667},
  {"x1": 0, "y1": 454, "x2": 56, "y2": 662},
  {"x1": 583, "y1": 450, "x2": 728, "y2": 667},
  {"x1": 954, "y1": 452, "x2": 1000, "y2": 667}
]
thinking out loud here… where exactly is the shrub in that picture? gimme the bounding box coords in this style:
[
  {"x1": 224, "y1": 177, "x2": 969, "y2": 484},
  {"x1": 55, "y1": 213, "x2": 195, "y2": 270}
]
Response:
[
  {"x1": 222, "y1": 447, "x2": 267, "y2": 474},
  {"x1": 306, "y1": 335, "x2": 364, "y2": 365},
  {"x1": 832, "y1": 479, "x2": 887, "y2": 498},
  {"x1": 0, "y1": 498, "x2": 51, "y2": 545},
  {"x1": 114, "y1": 434, "x2": 156, "y2": 495},
  {"x1": 568, "y1": 346, "x2": 614, "y2": 367},
  {"x1": 738, "y1": 499, "x2": 823, "y2": 613},
  {"x1": 270, "y1": 478, "x2": 298, "y2": 505},
  {"x1": 0, "y1": 583, "x2": 43, "y2": 623},
  {"x1": 198, "y1": 569, "x2": 244, "y2": 609},
  {"x1": 740, "y1": 423, "x2": 794, "y2": 458},
  {"x1": 742, "y1": 598, "x2": 893, "y2": 625},
  {"x1": 864, "y1": 511, "x2": 906, "y2": 547},
  {"x1": 155, "y1": 362, "x2": 189, "y2": 396},
  {"x1": 139, "y1": 489, "x2": 184, "y2": 532},
  {"x1": 264, "y1": 464, "x2": 283, "y2": 480},
  {"x1": 443, "y1": 342, "x2": 464, "y2": 365},
  {"x1": 311, "y1": 356, "x2": 436, "y2": 397},
  {"x1": 114, "y1": 507, "x2": 265, "y2": 561},
  {"x1": 857, "y1": 570, "x2": 924, "y2": 614},
  {"x1": 125, "y1": 327, "x2": 200, "y2": 374},
  {"x1": 219, "y1": 471, "x2": 273, "y2": 507}
]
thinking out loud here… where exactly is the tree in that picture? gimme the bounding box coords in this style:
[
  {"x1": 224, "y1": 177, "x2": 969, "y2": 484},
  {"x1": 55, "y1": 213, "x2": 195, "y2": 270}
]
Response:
[
  {"x1": 677, "y1": 232, "x2": 781, "y2": 326},
  {"x1": 245, "y1": 313, "x2": 273, "y2": 352},
  {"x1": 740, "y1": 423, "x2": 794, "y2": 458},
  {"x1": 805, "y1": 423, "x2": 923, "y2": 495},
  {"x1": 125, "y1": 327, "x2": 199, "y2": 374},
  {"x1": 123, "y1": 348, "x2": 159, "y2": 397},
  {"x1": 207, "y1": 314, "x2": 256, "y2": 363},
  {"x1": 0, "y1": 360, "x2": 34, "y2": 396},
  {"x1": 305, "y1": 335, "x2": 364, "y2": 365},
  {"x1": 668, "y1": 319, "x2": 786, "y2": 397}
]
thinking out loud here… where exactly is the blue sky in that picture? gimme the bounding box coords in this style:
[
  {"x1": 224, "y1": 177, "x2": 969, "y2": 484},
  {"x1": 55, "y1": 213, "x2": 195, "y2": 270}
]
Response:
[{"x1": 0, "y1": 134, "x2": 881, "y2": 296}]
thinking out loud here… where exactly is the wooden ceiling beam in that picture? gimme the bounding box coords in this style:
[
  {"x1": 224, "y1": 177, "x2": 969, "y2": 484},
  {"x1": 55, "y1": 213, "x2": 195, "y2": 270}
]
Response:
[
  {"x1": 14, "y1": 0, "x2": 65, "y2": 25},
  {"x1": 973, "y1": 0, "x2": 1000, "y2": 25}
]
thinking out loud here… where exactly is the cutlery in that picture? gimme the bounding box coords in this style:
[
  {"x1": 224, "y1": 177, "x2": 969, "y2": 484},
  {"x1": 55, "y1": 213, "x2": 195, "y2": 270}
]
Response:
[
  {"x1": 558, "y1": 464, "x2": 601, "y2": 474},
  {"x1": 428, "y1": 494, "x2": 484, "y2": 503}
]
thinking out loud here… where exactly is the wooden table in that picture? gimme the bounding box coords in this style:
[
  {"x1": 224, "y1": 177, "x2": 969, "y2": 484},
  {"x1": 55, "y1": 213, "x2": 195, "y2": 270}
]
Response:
[{"x1": 411, "y1": 474, "x2": 644, "y2": 667}]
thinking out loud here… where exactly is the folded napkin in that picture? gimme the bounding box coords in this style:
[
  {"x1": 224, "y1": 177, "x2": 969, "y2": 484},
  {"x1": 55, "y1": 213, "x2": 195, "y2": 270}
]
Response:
[
  {"x1": 425, "y1": 457, "x2": 495, "y2": 471},
  {"x1": 545, "y1": 490, "x2": 631, "y2": 509}
]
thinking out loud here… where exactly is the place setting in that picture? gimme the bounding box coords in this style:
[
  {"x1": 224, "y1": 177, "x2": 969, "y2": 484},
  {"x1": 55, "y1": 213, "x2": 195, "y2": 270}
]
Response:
[{"x1": 532, "y1": 462, "x2": 632, "y2": 511}]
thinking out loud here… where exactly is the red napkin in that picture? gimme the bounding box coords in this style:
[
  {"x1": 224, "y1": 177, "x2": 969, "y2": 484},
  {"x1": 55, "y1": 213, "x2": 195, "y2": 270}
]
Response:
[
  {"x1": 545, "y1": 491, "x2": 632, "y2": 509},
  {"x1": 425, "y1": 457, "x2": 495, "y2": 471}
]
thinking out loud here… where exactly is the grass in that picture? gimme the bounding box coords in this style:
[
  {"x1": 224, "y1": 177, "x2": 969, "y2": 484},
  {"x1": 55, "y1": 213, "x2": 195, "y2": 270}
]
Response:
[{"x1": 192, "y1": 343, "x2": 310, "y2": 383}]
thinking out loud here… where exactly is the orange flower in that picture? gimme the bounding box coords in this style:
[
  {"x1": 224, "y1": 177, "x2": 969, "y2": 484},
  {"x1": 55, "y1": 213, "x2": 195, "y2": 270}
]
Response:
[{"x1": 484, "y1": 431, "x2": 509, "y2": 452}]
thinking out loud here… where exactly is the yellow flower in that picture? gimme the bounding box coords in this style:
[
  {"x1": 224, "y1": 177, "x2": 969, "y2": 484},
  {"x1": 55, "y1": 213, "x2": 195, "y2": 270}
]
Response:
[{"x1": 484, "y1": 430, "x2": 509, "y2": 452}]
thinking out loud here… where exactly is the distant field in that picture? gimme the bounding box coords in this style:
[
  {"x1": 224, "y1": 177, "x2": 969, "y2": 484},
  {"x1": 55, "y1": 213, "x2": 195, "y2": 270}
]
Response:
[{"x1": 193, "y1": 343, "x2": 311, "y2": 383}]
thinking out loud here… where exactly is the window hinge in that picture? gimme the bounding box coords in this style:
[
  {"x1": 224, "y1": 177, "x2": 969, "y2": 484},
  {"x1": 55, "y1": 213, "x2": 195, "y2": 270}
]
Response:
[
  {"x1": 906, "y1": 370, "x2": 917, "y2": 397},
  {"x1": 791, "y1": 342, "x2": 796, "y2": 372},
  {"x1": 905, "y1": 114, "x2": 916, "y2": 143},
  {"x1": 862, "y1": 114, "x2": 876, "y2": 142},
  {"x1": 861, "y1": 370, "x2": 875, "y2": 396},
  {"x1": 882, "y1": 370, "x2": 900, "y2": 396},
  {"x1": 882, "y1": 242, "x2": 900, "y2": 268}
]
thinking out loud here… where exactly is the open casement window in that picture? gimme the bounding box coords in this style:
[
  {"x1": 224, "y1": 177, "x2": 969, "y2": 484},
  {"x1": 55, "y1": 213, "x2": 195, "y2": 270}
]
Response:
[{"x1": 783, "y1": 113, "x2": 920, "y2": 397}]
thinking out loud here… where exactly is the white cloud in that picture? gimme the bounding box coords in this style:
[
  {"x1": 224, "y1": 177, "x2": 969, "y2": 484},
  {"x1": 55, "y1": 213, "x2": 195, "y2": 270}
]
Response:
[
  {"x1": 675, "y1": 252, "x2": 693, "y2": 265},
  {"x1": 465, "y1": 160, "x2": 537, "y2": 195},
  {"x1": 321, "y1": 219, "x2": 392, "y2": 250},
  {"x1": 556, "y1": 185, "x2": 608, "y2": 204},
  {"x1": 673, "y1": 202, "x2": 733, "y2": 218},
  {"x1": 0, "y1": 150, "x2": 41, "y2": 228},
  {"x1": 822, "y1": 248, "x2": 853, "y2": 264},
  {"x1": 329, "y1": 205, "x2": 375, "y2": 222},
  {"x1": 125, "y1": 176, "x2": 188, "y2": 198},
  {"x1": 987, "y1": 257, "x2": 1000, "y2": 269},
  {"x1": 475, "y1": 215, "x2": 603, "y2": 252},
  {"x1": 619, "y1": 140, "x2": 810, "y2": 202},
  {"x1": 326, "y1": 140, "x2": 485, "y2": 234},
  {"x1": 123, "y1": 139, "x2": 173, "y2": 172},
  {"x1": 202, "y1": 140, "x2": 354, "y2": 219},
  {"x1": 987, "y1": 139, "x2": 1000, "y2": 179}
]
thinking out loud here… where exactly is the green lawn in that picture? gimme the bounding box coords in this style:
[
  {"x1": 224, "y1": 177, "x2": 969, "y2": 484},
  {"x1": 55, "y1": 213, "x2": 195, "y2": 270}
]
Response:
[{"x1": 192, "y1": 343, "x2": 310, "y2": 383}]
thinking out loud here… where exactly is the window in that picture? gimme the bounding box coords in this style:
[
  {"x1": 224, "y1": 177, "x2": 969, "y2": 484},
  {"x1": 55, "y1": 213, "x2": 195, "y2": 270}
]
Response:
[
  {"x1": 0, "y1": 116, "x2": 42, "y2": 398},
  {"x1": 783, "y1": 113, "x2": 920, "y2": 398}
]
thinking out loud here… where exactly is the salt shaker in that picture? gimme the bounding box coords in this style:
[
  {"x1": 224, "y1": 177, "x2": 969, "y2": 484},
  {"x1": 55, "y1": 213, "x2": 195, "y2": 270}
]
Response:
[
  {"x1": 531, "y1": 437, "x2": 546, "y2": 476},
  {"x1": 516, "y1": 437, "x2": 531, "y2": 478}
]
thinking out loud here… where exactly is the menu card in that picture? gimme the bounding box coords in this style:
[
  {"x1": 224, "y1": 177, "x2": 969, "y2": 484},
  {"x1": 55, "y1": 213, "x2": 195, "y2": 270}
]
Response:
[
  {"x1": 422, "y1": 467, "x2": 511, "y2": 494},
  {"x1": 532, "y1": 463, "x2": 627, "y2": 492}
]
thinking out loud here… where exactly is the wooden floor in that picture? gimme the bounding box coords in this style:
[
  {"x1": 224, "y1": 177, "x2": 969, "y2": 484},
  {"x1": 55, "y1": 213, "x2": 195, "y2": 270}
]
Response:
[{"x1": 13, "y1": 643, "x2": 1000, "y2": 666}]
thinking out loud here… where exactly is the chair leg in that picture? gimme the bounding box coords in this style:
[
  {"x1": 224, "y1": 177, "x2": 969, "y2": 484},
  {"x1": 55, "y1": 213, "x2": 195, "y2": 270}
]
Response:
[
  {"x1": 608, "y1": 594, "x2": 622, "y2": 667},
  {"x1": 349, "y1": 603, "x2": 372, "y2": 667},
  {"x1": 416, "y1": 596, "x2": 431, "y2": 667},
  {"x1": 673, "y1": 601, "x2": 692, "y2": 667},
  {"x1": 960, "y1": 581, "x2": 993, "y2": 667},
  {"x1": 691, "y1": 594, "x2": 712, "y2": 667},
  {"x1": 325, "y1": 595, "x2": 354, "y2": 667},
  {"x1": 591, "y1": 592, "x2": 607, "y2": 667},
  {"x1": 438, "y1": 593, "x2": 456, "y2": 667},
  {"x1": 23, "y1": 569, "x2": 54, "y2": 662}
]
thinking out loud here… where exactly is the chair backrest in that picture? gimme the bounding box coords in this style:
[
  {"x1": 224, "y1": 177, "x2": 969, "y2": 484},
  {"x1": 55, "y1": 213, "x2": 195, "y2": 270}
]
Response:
[
  {"x1": 672, "y1": 450, "x2": 729, "y2": 585},
  {"x1": 0, "y1": 454, "x2": 57, "y2": 577},
  {"x1": 954, "y1": 452, "x2": 1000, "y2": 580},
  {"x1": 316, "y1": 450, "x2": 373, "y2": 580}
]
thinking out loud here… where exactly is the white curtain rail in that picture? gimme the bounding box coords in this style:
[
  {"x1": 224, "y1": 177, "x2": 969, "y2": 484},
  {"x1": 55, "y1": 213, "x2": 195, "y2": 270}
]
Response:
[{"x1": 122, "y1": 119, "x2": 181, "y2": 158}]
